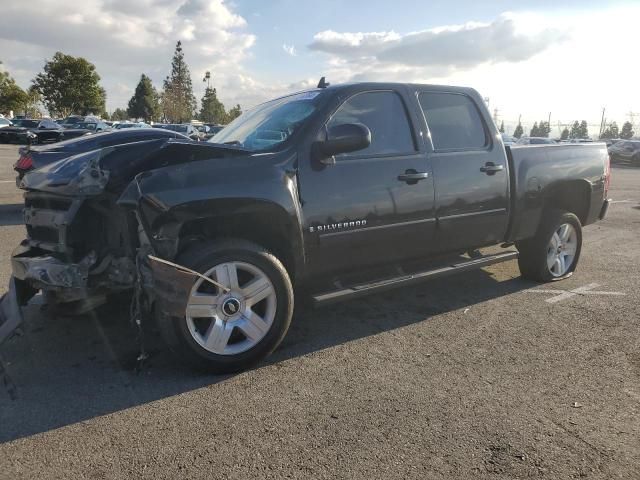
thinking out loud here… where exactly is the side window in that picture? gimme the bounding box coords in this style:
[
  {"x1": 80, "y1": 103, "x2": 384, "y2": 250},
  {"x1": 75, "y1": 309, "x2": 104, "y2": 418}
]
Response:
[
  {"x1": 418, "y1": 92, "x2": 487, "y2": 150},
  {"x1": 327, "y1": 91, "x2": 415, "y2": 157}
]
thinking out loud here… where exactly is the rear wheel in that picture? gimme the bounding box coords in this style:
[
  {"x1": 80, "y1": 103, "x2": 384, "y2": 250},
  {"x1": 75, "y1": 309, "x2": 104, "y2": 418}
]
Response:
[
  {"x1": 157, "y1": 240, "x2": 294, "y2": 373},
  {"x1": 516, "y1": 210, "x2": 582, "y2": 282}
]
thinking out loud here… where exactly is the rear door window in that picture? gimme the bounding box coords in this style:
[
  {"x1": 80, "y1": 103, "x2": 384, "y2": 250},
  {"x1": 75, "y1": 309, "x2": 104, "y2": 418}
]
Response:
[
  {"x1": 418, "y1": 92, "x2": 488, "y2": 150},
  {"x1": 327, "y1": 91, "x2": 416, "y2": 157}
]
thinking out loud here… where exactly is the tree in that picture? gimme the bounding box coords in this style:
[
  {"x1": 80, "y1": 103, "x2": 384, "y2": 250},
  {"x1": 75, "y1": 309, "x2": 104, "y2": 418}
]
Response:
[
  {"x1": 225, "y1": 104, "x2": 242, "y2": 123},
  {"x1": 127, "y1": 74, "x2": 160, "y2": 122},
  {"x1": 620, "y1": 121, "x2": 634, "y2": 139},
  {"x1": 530, "y1": 122, "x2": 539, "y2": 137},
  {"x1": 600, "y1": 122, "x2": 620, "y2": 140},
  {"x1": 162, "y1": 41, "x2": 196, "y2": 123},
  {"x1": 32, "y1": 52, "x2": 106, "y2": 117},
  {"x1": 579, "y1": 120, "x2": 589, "y2": 139},
  {"x1": 537, "y1": 121, "x2": 551, "y2": 138},
  {"x1": 561, "y1": 127, "x2": 569, "y2": 140},
  {"x1": 0, "y1": 61, "x2": 29, "y2": 115},
  {"x1": 199, "y1": 87, "x2": 226, "y2": 123},
  {"x1": 110, "y1": 108, "x2": 129, "y2": 121},
  {"x1": 513, "y1": 122, "x2": 524, "y2": 139},
  {"x1": 499, "y1": 121, "x2": 505, "y2": 133},
  {"x1": 23, "y1": 86, "x2": 43, "y2": 118},
  {"x1": 570, "y1": 121, "x2": 581, "y2": 139}
]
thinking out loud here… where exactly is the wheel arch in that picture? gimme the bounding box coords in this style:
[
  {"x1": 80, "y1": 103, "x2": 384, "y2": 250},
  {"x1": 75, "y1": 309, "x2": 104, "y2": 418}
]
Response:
[
  {"x1": 174, "y1": 199, "x2": 304, "y2": 282},
  {"x1": 540, "y1": 179, "x2": 591, "y2": 225}
]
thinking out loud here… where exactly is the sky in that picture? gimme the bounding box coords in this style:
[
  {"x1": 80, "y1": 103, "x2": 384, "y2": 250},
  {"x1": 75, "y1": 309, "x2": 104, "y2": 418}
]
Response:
[{"x1": 0, "y1": 0, "x2": 638, "y2": 135}]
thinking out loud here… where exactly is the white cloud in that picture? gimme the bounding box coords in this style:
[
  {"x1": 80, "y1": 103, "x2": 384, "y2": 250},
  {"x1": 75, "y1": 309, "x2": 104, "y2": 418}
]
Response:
[
  {"x1": 282, "y1": 44, "x2": 297, "y2": 56},
  {"x1": 309, "y1": 16, "x2": 564, "y2": 71},
  {"x1": 309, "y1": 30, "x2": 401, "y2": 57},
  {"x1": 308, "y1": 7, "x2": 640, "y2": 132},
  {"x1": 0, "y1": 0, "x2": 263, "y2": 111}
]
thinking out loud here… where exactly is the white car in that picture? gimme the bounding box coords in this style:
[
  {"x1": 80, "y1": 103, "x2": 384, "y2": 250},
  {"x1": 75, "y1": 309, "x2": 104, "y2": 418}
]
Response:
[{"x1": 0, "y1": 117, "x2": 12, "y2": 129}]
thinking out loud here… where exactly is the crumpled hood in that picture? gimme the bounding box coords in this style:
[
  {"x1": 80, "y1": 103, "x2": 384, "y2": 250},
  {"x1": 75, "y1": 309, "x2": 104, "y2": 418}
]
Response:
[
  {"x1": 20, "y1": 138, "x2": 252, "y2": 196},
  {"x1": 19, "y1": 147, "x2": 111, "y2": 195}
]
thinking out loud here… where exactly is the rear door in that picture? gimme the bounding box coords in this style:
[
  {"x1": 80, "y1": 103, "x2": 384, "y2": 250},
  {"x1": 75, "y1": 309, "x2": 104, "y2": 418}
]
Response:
[
  {"x1": 299, "y1": 89, "x2": 436, "y2": 277},
  {"x1": 417, "y1": 91, "x2": 509, "y2": 253}
]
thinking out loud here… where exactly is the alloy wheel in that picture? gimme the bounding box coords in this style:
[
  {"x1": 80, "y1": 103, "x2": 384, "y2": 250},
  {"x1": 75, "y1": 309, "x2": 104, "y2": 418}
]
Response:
[{"x1": 185, "y1": 261, "x2": 277, "y2": 355}]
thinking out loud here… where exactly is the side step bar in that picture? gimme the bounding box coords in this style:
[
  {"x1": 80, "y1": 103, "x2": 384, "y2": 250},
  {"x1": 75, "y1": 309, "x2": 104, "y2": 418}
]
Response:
[{"x1": 312, "y1": 251, "x2": 519, "y2": 306}]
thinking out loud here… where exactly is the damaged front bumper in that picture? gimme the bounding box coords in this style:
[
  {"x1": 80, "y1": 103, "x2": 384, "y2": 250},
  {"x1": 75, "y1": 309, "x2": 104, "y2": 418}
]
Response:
[
  {"x1": 11, "y1": 242, "x2": 95, "y2": 290},
  {"x1": 0, "y1": 278, "x2": 25, "y2": 345}
]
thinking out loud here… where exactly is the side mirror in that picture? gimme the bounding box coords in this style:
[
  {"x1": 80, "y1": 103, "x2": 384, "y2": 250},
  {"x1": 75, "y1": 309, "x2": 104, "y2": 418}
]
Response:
[{"x1": 313, "y1": 123, "x2": 371, "y2": 165}]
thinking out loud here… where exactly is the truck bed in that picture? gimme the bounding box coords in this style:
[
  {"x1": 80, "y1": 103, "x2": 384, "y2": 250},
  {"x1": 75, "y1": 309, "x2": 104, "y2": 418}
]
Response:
[{"x1": 506, "y1": 143, "x2": 609, "y2": 242}]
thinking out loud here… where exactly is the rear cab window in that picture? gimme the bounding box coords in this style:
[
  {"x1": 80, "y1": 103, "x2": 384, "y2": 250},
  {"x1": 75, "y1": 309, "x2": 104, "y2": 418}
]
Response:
[
  {"x1": 418, "y1": 92, "x2": 488, "y2": 151},
  {"x1": 327, "y1": 90, "x2": 416, "y2": 158}
]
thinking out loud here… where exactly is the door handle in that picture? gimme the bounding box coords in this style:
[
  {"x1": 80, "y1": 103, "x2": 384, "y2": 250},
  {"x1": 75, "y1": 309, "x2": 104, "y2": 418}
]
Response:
[
  {"x1": 398, "y1": 170, "x2": 429, "y2": 184},
  {"x1": 480, "y1": 162, "x2": 504, "y2": 175}
]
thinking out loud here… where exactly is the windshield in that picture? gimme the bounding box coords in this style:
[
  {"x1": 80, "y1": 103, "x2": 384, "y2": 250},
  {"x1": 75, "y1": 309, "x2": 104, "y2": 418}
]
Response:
[
  {"x1": 115, "y1": 123, "x2": 133, "y2": 129},
  {"x1": 210, "y1": 91, "x2": 321, "y2": 151},
  {"x1": 77, "y1": 122, "x2": 97, "y2": 130},
  {"x1": 12, "y1": 119, "x2": 39, "y2": 128}
]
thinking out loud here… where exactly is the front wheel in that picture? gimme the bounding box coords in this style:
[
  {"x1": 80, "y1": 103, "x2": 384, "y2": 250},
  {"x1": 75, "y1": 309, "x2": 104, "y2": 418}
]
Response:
[
  {"x1": 157, "y1": 239, "x2": 294, "y2": 373},
  {"x1": 516, "y1": 210, "x2": 582, "y2": 282}
]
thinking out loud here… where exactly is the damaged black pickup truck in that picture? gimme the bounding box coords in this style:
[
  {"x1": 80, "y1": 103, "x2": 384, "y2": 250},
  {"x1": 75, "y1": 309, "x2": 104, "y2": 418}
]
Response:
[{"x1": 0, "y1": 82, "x2": 611, "y2": 372}]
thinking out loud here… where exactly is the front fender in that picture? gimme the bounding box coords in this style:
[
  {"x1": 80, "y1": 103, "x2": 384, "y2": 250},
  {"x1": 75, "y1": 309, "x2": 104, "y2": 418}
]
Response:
[{"x1": 118, "y1": 153, "x2": 305, "y2": 274}]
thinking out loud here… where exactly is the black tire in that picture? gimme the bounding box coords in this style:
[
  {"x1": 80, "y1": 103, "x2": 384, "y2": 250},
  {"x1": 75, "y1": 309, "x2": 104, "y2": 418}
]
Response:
[
  {"x1": 156, "y1": 239, "x2": 294, "y2": 373},
  {"x1": 516, "y1": 210, "x2": 582, "y2": 282},
  {"x1": 632, "y1": 153, "x2": 640, "y2": 167}
]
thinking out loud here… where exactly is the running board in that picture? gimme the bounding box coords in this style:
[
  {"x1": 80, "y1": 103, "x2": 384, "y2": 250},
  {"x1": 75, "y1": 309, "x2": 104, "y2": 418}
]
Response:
[{"x1": 312, "y1": 251, "x2": 519, "y2": 306}]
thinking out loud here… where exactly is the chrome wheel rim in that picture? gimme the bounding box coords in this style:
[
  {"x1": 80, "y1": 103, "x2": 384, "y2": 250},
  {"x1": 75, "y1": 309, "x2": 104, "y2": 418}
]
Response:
[
  {"x1": 185, "y1": 261, "x2": 276, "y2": 355},
  {"x1": 546, "y1": 223, "x2": 577, "y2": 277}
]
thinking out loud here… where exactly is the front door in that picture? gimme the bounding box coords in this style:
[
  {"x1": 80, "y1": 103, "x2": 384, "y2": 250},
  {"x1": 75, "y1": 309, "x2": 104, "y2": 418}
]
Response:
[
  {"x1": 298, "y1": 89, "x2": 436, "y2": 277},
  {"x1": 417, "y1": 91, "x2": 510, "y2": 253}
]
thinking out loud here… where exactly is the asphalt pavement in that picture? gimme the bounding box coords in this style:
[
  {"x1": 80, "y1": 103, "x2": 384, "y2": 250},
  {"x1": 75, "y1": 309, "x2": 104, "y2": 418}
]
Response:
[{"x1": 0, "y1": 144, "x2": 639, "y2": 479}]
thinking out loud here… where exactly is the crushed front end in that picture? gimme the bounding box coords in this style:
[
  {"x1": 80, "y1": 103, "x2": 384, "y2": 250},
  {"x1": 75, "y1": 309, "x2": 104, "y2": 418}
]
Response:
[{"x1": 0, "y1": 148, "x2": 140, "y2": 344}]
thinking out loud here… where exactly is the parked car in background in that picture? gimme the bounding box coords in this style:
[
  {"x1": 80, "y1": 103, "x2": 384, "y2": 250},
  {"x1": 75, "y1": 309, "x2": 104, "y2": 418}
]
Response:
[
  {"x1": 608, "y1": 140, "x2": 640, "y2": 166},
  {"x1": 501, "y1": 133, "x2": 515, "y2": 146},
  {"x1": 516, "y1": 137, "x2": 557, "y2": 145},
  {"x1": 601, "y1": 138, "x2": 622, "y2": 148},
  {"x1": 0, "y1": 118, "x2": 62, "y2": 144},
  {"x1": 60, "y1": 115, "x2": 101, "y2": 128},
  {"x1": 202, "y1": 123, "x2": 225, "y2": 140},
  {"x1": 155, "y1": 123, "x2": 200, "y2": 140},
  {"x1": 569, "y1": 138, "x2": 594, "y2": 143},
  {"x1": 0, "y1": 117, "x2": 12, "y2": 129},
  {"x1": 114, "y1": 122, "x2": 151, "y2": 129},
  {"x1": 73, "y1": 121, "x2": 110, "y2": 133},
  {"x1": 0, "y1": 118, "x2": 109, "y2": 145},
  {"x1": 14, "y1": 127, "x2": 192, "y2": 181}
]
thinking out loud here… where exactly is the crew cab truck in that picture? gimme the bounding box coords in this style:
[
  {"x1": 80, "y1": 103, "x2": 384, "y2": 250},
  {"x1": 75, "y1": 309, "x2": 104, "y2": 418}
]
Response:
[{"x1": 0, "y1": 82, "x2": 611, "y2": 373}]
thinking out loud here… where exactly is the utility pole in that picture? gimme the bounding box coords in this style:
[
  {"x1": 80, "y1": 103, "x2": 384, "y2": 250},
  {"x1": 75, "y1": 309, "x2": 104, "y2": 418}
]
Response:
[
  {"x1": 599, "y1": 107, "x2": 606, "y2": 138},
  {"x1": 203, "y1": 71, "x2": 211, "y2": 89},
  {"x1": 493, "y1": 108, "x2": 499, "y2": 125}
]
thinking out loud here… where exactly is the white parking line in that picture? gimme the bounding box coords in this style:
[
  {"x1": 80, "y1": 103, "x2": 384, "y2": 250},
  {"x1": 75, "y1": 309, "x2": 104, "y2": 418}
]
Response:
[
  {"x1": 0, "y1": 180, "x2": 16, "y2": 183},
  {"x1": 610, "y1": 199, "x2": 632, "y2": 204},
  {"x1": 525, "y1": 283, "x2": 625, "y2": 304}
]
